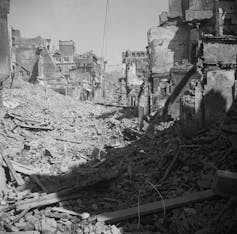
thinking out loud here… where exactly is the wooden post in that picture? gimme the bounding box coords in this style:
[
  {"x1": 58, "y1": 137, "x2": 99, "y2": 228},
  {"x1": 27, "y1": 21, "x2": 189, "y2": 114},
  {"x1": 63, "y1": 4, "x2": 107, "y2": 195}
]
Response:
[{"x1": 0, "y1": 155, "x2": 7, "y2": 196}]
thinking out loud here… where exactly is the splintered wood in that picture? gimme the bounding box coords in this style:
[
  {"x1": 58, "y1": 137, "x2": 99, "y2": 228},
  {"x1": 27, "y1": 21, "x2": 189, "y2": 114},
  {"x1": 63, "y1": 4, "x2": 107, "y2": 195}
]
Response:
[{"x1": 0, "y1": 150, "x2": 25, "y2": 186}]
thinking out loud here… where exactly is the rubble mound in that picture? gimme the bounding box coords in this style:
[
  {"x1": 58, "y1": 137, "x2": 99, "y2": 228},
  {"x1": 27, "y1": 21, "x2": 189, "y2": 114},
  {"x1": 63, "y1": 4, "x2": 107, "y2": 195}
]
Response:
[{"x1": 0, "y1": 81, "x2": 237, "y2": 233}]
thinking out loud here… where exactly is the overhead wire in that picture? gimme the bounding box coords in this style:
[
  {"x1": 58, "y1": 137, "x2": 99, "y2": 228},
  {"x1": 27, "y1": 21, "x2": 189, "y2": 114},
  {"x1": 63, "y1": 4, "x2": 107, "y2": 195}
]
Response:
[
  {"x1": 101, "y1": 0, "x2": 110, "y2": 60},
  {"x1": 104, "y1": 0, "x2": 110, "y2": 59}
]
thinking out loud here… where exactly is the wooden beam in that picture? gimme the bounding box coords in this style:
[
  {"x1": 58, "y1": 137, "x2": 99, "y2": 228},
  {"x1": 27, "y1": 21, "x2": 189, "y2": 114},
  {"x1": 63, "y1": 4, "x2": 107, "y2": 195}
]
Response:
[
  {"x1": 51, "y1": 207, "x2": 85, "y2": 218},
  {"x1": 161, "y1": 148, "x2": 181, "y2": 182},
  {"x1": 2, "y1": 160, "x2": 47, "y2": 192},
  {"x1": 17, "y1": 123, "x2": 53, "y2": 131},
  {"x1": 0, "y1": 156, "x2": 7, "y2": 194},
  {"x1": 4, "y1": 232, "x2": 40, "y2": 234},
  {"x1": 16, "y1": 192, "x2": 82, "y2": 211},
  {"x1": 97, "y1": 190, "x2": 216, "y2": 223},
  {"x1": 15, "y1": 170, "x2": 119, "y2": 211},
  {"x1": 0, "y1": 151, "x2": 25, "y2": 186},
  {"x1": 2, "y1": 160, "x2": 38, "y2": 175}
]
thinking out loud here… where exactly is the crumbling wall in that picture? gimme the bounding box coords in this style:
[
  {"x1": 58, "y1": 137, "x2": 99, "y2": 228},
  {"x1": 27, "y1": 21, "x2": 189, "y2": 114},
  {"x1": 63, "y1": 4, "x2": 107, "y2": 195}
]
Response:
[
  {"x1": 14, "y1": 35, "x2": 58, "y2": 85},
  {"x1": 168, "y1": 0, "x2": 183, "y2": 18},
  {"x1": 203, "y1": 40, "x2": 237, "y2": 65},
  {"x1": 201, "y1": 36, "x2": 237, "y2": 124},
  {"x1": 218, "y1": 0, "x2": 237, "y2": 35},
  {"x1": 0, "y1": 0, "x2": 10, "y2": 109},
  {"x1": 126, "y1": 63, "x2": 143, "y2": 86},
  {"x1": 15, "y1": 45, "x2": 38, "y2": 80},
  {"x1": 168, "y1": 66, "x2": 201, "y2": 120},
  {"x1": 148, "y1": 24, "x2": 189, "y2": 74},
  {"x1": 147, "y1": 0, "x2": 237, "y2": 138},
  {"x1": 0, "y1": 3, "x2": 10, "y2": 81},
  {"x1": 42, "y1": 48, "x2": 57, "y2": 81},
  {"x1": 204, "y1": 69, "x2": 235, "y2": 123},
  {"x1": 189, "y1": 0, "x2": 214, "y2": 10}
]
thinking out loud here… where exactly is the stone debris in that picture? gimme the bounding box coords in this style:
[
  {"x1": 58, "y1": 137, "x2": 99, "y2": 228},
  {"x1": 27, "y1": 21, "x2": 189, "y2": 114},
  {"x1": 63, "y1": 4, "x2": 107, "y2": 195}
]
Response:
[
  {"x1": 1, "y1": 0, "x2": 237, "y2": 233},
  {"x1": 0, "y1": 80, "x2": 236, "y2": 234},
  {"x1": 0, "y1": 81, "x2": 137, "y2": 234}
]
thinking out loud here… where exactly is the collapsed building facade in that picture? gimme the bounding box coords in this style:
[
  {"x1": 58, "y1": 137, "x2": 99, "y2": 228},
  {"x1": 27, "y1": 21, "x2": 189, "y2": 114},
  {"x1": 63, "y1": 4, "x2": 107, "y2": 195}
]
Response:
[
  {"x1": 52, "y1": 40, "x2": 76, "y2": 80},
  {"x1": 122, "y1": 50, "x2": 149, "y2": 106},
  {"x1": 148, "y1": 0, "x2": 237, "y2": 132},
  {"x1": 0, "y1": 0, "x2": 10, "y2": 106},
  {"x1": 10, "y1": 29, "x2": 67, "y2": 94},
  {"x1": 70, "y1": 51, "x2": 106, "y2": 102},
  {"x1": 6, "y1": 27, "x2": 106, "y2": 99}
]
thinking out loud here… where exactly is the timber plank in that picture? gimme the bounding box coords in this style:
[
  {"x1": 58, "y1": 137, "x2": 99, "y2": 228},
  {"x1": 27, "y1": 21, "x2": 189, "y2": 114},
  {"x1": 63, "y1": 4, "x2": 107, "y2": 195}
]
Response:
[{"x1": 97, "y1": 190, "x2": 216, "y2": 223}]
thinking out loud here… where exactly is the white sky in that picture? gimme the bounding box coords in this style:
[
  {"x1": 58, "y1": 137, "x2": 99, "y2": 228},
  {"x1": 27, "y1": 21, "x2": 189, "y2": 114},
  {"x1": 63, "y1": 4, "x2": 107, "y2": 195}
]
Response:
[{"x1": 9, "y1": 0, "x2": 168, "y2": 70}]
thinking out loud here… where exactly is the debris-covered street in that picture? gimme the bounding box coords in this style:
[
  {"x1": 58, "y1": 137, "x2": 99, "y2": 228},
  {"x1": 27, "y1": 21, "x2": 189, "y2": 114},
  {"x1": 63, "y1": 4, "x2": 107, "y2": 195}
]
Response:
[
  {"x1": 0, "y1": 81, "x2": 237, "y2": 234},
  {"x1": 1, "y1": 0, "x2": 237, "y2": 233}
]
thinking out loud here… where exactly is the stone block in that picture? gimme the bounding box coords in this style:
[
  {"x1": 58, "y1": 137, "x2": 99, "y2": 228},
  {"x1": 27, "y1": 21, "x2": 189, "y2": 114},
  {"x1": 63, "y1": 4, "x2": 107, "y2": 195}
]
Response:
[
  {"x1": 189, "y1": 0, "x2": 214, "y2": 11},
  {"x1": 203, "y1": 42, "x2": 237, "y2": 65},
  {"x1": 185, "y1": 10, "x2": 213, "y2": 21}
]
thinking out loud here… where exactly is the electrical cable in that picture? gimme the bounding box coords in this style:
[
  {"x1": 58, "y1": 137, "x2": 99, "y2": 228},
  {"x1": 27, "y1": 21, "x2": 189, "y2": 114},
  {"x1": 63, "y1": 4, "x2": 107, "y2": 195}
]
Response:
[{"x1": 101, "y1": 0, "x2": 110, "y2": 59}]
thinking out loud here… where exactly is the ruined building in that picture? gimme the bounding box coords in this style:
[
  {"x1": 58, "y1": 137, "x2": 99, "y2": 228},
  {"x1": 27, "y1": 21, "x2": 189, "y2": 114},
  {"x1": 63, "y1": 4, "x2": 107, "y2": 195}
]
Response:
[
  {"x1": 11, "y1": 29, "x2": 57, "y2": 83},
  {"x1": 67, "y1": 51, "x2": 106, "y2": 101},
  {"x1": 148, "y1": 0, "x2": 237, "y2": 133},
  {"x1": 0, "y1": 0, "x2": 10, "y2": 106},
  {"x1": 122, "y1": 50, "x2": 149, "y2": 81},
  {"x1": 52, "y1": 40, "x2": 76, "y2": 80},
  {"x1": 122, "y1": 50, "x2": 149, "y2": 106}
]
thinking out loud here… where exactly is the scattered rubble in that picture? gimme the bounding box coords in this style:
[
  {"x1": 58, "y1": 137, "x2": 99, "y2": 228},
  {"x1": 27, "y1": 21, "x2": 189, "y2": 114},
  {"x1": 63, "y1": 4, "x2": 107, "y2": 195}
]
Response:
[
  {"x1": 1, "y1": 0, "x2": 237, "y2": 233},
  {"x1": 0, "y1": 80, "x2": 237, "y2": 233}
]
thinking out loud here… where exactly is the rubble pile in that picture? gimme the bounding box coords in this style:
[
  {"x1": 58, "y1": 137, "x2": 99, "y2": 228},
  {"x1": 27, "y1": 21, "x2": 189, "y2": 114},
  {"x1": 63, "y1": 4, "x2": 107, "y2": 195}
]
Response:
[
  {"x1": 0, "y1": 82, "x2": 138, "y2": 233},
  {"x1": 1, "y1": 81, "x2": 137, "y2": 174},
  {"x1": 0, "y1": 81, "x2": 237, "y2": 234}
]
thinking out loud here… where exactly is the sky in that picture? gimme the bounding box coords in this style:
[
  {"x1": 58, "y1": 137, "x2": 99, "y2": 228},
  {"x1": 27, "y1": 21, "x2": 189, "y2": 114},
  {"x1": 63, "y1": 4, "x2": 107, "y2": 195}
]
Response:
[{"x1": 9, "y1": 0, "x2": 168, "y2": 71}]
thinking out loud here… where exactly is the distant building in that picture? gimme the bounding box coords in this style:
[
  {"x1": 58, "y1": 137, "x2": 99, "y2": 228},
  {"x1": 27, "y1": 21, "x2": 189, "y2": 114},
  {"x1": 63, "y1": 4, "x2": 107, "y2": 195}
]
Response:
[
  {"x1": 52, "y1": 40, "x2": 76, "y2": 79},
  {"x1": 122, "y1": 50, "x2": 149, "y2": 107},
  {"x1": 122, "y1": 50, "x2": 149, "y2": 79},
  {"x1": 11, "y1": 28, "x2": 58, "y2": 84},
  {"x1": 68, "y1": 51, "x2": 106, "y2": 102},
  {"x1": 73, "y1": 51, "x2": 106, "y2": 75}
]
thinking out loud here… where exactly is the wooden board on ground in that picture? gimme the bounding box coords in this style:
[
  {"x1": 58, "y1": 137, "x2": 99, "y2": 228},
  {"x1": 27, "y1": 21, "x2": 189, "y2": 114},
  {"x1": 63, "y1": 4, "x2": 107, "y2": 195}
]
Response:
[
  {"x1": 1, "y1": 232, "x2": 40, "y2": 234},
  {"x1": 0, "y1": 151, "x2": 25, "y2": 186},
  {"x1": 97, "y1": 190, "x2": 216, "y2": 223},
  {"x1": 16, "y1": 169, "x2": 119, "y2": 211}
]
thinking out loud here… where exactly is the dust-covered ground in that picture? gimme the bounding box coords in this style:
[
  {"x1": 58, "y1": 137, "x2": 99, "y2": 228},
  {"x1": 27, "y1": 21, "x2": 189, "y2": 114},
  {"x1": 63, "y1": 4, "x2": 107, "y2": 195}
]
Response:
[{"x1": 0, "y1": 80, "x2": 237, "y2": 234}]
